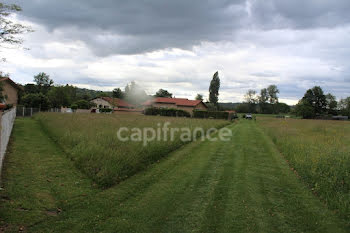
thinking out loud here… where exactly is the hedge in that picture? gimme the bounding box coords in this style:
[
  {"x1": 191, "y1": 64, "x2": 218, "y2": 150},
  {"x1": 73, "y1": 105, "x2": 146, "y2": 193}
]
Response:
[
  {"x1": 99, "y1": 108, "x2": 113, "y2": 113},
  {"x1": 193, "y1": 110, "x2": 229, "y2": 119},
  {"x1": 144, "y1": 107, "x2": 191, "y2": 117}
]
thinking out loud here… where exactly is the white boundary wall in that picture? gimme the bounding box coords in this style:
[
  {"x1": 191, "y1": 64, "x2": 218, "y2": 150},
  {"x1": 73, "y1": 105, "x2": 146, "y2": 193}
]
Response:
[{"x1": 0, "y1": 107, "x2": 16, "y2": 175}]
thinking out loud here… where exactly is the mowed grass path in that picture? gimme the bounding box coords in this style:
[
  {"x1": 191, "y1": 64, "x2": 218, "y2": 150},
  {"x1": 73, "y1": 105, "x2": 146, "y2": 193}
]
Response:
[{"x1": 0, "y1": 118, "x2": 348, "y2": 232}]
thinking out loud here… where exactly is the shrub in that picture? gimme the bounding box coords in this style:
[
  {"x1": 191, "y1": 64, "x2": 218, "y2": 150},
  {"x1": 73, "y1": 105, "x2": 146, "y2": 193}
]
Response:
[
  {"x1": 21, "y1": 93, "x2": 51, "y2": 111},
  {"x1": 5, "y1": 104, "x2": 13, "y2": 110},
  {"x1": 144, "y1": 107, "x2": 159, "y2": 115},
  {"x1": 144, "y1": 107, "x2": 190, "y2": 117},
  {"x1": 193, "y1": 110, "x2": 229, "y2": 119},
  {"x1": 99, "y1": 108, "x2": 113, "y2": 113},
  {"x1": 193, "y1": 110, "x2": 208, "y2": 118},
  {"x1": 70, "y1": 104, "x2": 78, "y2": 110}
]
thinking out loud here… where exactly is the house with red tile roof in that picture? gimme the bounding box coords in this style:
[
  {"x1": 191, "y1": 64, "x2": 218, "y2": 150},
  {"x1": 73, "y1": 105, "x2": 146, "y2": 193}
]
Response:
[
  {"x1": 142, "y1": 97, "x2": 207, "y2": 115},
  {"x1": 91, "y1": 97, "x2": 134, "y2": 109},
  {"x1": 0, "y1": 77, "x2": 22, "y2": 106}
]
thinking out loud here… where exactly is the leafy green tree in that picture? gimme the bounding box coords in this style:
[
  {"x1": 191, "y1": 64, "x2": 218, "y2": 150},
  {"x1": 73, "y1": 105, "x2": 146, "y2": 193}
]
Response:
[
  {"x1": 275, "y1": 102, "x2": 290, "y2": 113},
  {"x1": 97, "y1": 92, "x2": 110, "y2": 97},
  {"x1": 155, "y1": 89, "x2": 172, "y2": 98},
  {"x1": 235, "y1": 103, "x2": 257, "y2": 113},
  {"x1": 34, "y1": 72, "x2": 53, "y2": 94},
  {"x1": 81, "y1": 94, "x2": 91, "y2": 100},
  {"x1": 339, "y1": 97, "x2": 350, "y2": 117},
  {"x1": 0, "y1": 80, "x2": 4, "y2": 103},
  {"x1": 325, "y1": 93, "x2": 337, "y2": 115},
  {"x1": 244, "y1": 89, "x2": 257, "y2": 104},
  {"x1": 295, "y1": 99, "x2": 315, "y2": 119},
  {"x1": 205, "y1": 102, "x2": 218, "y2": 111},
  {"x1": 0, "y1": 71, "x2": 9, "y2": 102},
  {"x1": 72, "y1": 100, "x2": 96, "y2": 109},
  {"x1": 23, "y1": 83, "x2": 39, "y2": 94},
  {"x1": 267, "y1": 85, "x2": 279, "y2": 104},
  {"x1": 0, "y1": 3, "x2": 32, "y2": 61},
  {"x1": 258, "y1": 88, "x2": 270, "y2": 113},
  {"x1": 21, "y1": 93, "x2": 50, "y2": 110},
  {"x1": 295, "y1": 86, "x2": 327, "y2": 118},
  {"x1": 112, "y1": 88, "x2": 124, "y2": 99},
  {"x1": 195, "y1": 94, "x2": 203, "y2": 101},
  {"x1": 302, "y1": 86, "x2": 327, "y2": 115},
  {"x1": 259, "y1": 88, "x2": 269, "y2": 104},
  {"x1": 209, "y1": 71, "x2": 220, "y2": 106},
  {"x1": 47, "y1": 85, "x2": 76, "y2": 108},
  {"x1": 243, "y1": 89, "x2": 258, "y2": 113}
]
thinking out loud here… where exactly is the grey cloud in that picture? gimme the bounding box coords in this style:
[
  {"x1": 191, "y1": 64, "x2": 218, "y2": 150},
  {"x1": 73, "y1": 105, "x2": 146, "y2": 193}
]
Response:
[
  {"x1": 250, "y1": 0, "x2": 350, "y2": 29},
  {"x1": 9, "y1": 0, "x2": 247, "y2": 56},
  {"x1": 8, "y1": 0, "x2": 350, "y2": 56}
]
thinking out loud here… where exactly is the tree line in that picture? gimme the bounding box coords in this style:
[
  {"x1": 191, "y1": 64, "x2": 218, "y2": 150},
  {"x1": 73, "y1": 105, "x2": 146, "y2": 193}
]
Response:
[
  {"x1": 233, "y1": 85, "x2": 290, "y2": 114},
  {"x1": 19, "y1": 73, "x2": 106, "y2": 110},
  {"x1": 6, "y1": 70, "x2": 350, "y2": 118},
  {"x1": 295, "y1": 86, "x2": 350, "y2": 119}
]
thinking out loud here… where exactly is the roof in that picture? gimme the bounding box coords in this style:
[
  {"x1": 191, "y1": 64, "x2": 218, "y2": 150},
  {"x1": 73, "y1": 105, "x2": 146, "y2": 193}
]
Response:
[
  {"x1": 142, "y1": 97, "x2": 206, "y2": 107},
  {"x1": 0, "y1": 77, "x2": 23, "y2": 91},
  {"x1": 94, "y1": 97, "x2": 134, "y2": 108}
]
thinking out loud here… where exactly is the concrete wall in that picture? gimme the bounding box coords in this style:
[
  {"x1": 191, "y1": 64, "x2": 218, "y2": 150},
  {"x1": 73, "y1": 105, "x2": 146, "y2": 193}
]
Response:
[
  {"x1": 0, "y1": 107, "x2": 16, "y2": 176},
  {"x1": 91, "y1": 98, "x2": 112, "y2": 108},
  {"x1": 2, "y1": 81, "x2": 18, "y2": 106}
]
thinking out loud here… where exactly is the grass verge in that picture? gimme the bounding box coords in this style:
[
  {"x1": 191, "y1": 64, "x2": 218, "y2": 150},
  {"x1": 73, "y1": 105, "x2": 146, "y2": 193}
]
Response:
[{"x1": 258, "y1": 117, "x2": 350, "y2": 222}]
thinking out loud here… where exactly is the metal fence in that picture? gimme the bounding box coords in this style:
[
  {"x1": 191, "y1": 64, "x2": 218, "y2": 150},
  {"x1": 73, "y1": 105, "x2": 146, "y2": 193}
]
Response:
[{"x1": 16, "y1": 106, "x2": 61, "y2": 117}]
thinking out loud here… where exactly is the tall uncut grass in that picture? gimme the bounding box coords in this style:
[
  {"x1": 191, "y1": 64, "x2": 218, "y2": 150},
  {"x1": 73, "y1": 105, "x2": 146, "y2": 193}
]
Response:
[
  {"x1": 258, "y1": 118, "x2": 350, "y2": 220},
  {"x1": 36, "y1": 113, "x2": 229, "y2": 188}
]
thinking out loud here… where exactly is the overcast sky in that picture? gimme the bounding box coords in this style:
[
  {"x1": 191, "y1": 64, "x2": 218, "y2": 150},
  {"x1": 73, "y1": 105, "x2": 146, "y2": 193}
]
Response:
[{"x1": 2, "y1": 0, "x2": 350, "y2": 104}]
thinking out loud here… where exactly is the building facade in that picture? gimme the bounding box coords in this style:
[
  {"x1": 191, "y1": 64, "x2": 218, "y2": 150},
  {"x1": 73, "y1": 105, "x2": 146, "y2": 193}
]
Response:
[
  {"x1": 91, "y1": 97, "x2": 134, "y2": 109},
  {"x1": 142, "y1": 97, "x2": 208, "y2": 115},
  {"x1": 0, "y1": 77, "x2": 21, "y2": 106}
]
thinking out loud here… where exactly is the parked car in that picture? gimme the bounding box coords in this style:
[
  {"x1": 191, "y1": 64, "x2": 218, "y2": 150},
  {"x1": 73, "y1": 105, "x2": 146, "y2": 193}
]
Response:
[{"x1": 245, "y1": 114, "x2": 253, "y2": 119}]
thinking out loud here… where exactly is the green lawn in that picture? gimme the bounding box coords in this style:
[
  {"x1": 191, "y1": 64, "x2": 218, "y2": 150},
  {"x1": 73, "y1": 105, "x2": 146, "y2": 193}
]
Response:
[{"x1": 0, "y1": 118, "x2": 348, "y2": 232}]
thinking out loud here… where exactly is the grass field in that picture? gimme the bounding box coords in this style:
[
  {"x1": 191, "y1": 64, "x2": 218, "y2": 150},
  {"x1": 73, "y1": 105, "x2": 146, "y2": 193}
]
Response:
[
  {"x1": 258, "y1": 117, "x2": 350, "y2": 221},
  {"x1": 1, "y1": 117, "x2": 348, "y2": 232},
  {"x1": 35, "y1": 113, "x2": 229, "y2": 188}
]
